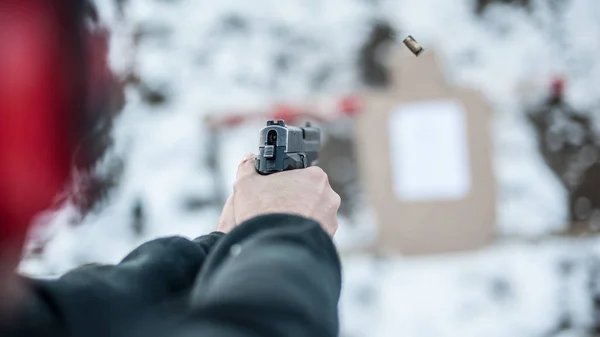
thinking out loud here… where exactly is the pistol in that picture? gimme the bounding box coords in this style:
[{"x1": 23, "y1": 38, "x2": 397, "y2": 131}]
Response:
[{"x1": 255, "y1": 120, "x2": 321, "y2": 175}]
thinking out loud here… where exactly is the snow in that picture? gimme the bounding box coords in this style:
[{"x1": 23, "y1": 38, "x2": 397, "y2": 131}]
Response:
[
  {"x1": 18, "y1": 0, "x2": 600, "y2": 336},
  {"x1": 341, "y1": 238, "x2": 599, "y2": 337}
]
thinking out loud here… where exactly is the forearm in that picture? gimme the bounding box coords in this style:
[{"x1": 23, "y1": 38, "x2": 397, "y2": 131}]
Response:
[
  {"x1": 6, "y1": 232, "x2": 225, "y2": 337},
  {"x1": 186, "y1": 214, "x2": 342, "y2": 337}
]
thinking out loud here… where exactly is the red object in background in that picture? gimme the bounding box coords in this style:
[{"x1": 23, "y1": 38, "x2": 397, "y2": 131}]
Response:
[
  {"x1": 0, "y1": 1, "x2": 84, "y2": 250},
  {"x1": 273, "y1": 104, "x2": 300, "y2": 124},
  {"x1": 338, "y1": 95, "x2": 362, "y2": 117},
  {"x1": 206, "y1": 93, "x2": 365, "y2": 130},
  {"x1": 223, "y1": 115, "x2": 247, "y2": 127},
  {"x1": 551, "y1": 77, "x2": 565, "y2": 101}
]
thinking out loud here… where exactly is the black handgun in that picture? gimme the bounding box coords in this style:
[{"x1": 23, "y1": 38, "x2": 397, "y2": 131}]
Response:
[{"x1": 255, "y1": 120, "x2": 320, "y2": 175}]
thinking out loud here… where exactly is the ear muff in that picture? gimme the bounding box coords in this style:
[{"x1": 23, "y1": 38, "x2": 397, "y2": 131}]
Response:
[{"x1": 0, "y1": 0, "x2": 87, "y2": 248}]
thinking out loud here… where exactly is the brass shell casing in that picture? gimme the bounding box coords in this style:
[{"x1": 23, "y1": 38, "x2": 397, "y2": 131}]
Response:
[{"x1": 403, "y1": 35, "x2": 424, "y2": 56}]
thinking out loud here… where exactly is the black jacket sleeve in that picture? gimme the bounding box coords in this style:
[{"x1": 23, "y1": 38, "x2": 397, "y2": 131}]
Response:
[
  {"x1": 2, "y1": 232, "x2": 224, "y2": 337},
  {"x1": 4, "y1": 214, "x2": 342, "y2": 337},
  {"x1": 163, "y1": 214, "x2": 343, "y2": 337}
]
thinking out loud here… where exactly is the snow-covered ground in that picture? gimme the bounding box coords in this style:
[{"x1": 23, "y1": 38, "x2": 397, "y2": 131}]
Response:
[
  {"x1": 19, "y1": 0, "x2": 600, "y2": 336},
  {"x1": 341, "y1": 238, "x2": 600, "y2": 337}
]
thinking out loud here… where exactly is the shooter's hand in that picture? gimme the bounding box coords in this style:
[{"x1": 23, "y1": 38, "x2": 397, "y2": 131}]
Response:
[
  {"x1": 216, "y1": 154, "x2": 255, "y2": 234},
  {"x1": 216, "y1": 194, "x2": 235, "y2": 234},
  {"x1": 225, "y1": 153, "x2": 340, "y2": 238}
]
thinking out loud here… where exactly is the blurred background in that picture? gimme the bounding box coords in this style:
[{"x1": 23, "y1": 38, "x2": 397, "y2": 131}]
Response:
[{"x1": 14, "y1": 0, "x2": 600, "y2": 336}]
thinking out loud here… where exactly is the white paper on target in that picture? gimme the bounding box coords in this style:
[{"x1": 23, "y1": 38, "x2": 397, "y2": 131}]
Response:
[{"x1": 389, "y1": 100, "x2": 471, "y2": 202}]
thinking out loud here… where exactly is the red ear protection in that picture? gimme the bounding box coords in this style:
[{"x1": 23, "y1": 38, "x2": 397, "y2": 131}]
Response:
[{"x1": 0, "y1": 0, "x2": 86, "y2": 250}]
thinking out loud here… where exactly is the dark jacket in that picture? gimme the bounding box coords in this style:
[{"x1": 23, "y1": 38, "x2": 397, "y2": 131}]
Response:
[{"x1": 1, "y1": 214, "x2": 342, "y2": 337}]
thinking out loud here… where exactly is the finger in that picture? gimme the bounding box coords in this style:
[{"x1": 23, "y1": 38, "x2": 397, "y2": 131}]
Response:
[
  {"x1": 241, "y1": 153, "x2": 255, "y2": 161},
  {"x1": 216, "y1": 194, "x2": 236, "y2": 233},
  {"x1": 331, "y1": 190, "x2": 342, "y2": 210},
  {"x1": 328, "y1": 216, "x2": 339, "y2": 238},
  {"x1": 236, "y1": 153, "x2": 257, "y2": 179},
  {"x1": 304, "y1": 166, "x2": 326, "y2": 176},
  {"x1": 304, "y1": 166, "x2": 329, "y2": 183}
]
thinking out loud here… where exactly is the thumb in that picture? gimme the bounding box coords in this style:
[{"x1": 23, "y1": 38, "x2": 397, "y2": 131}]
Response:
[{"x1": 236, "y1": 153, "x2": 256, "y2": 179}]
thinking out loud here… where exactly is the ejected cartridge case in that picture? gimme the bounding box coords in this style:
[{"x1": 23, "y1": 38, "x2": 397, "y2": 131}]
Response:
[{"x1": 403, "y1": 35, "x2": 424, "y2": 56}]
